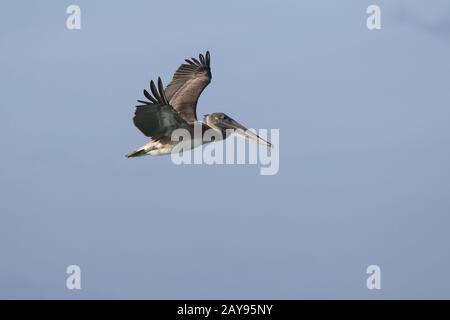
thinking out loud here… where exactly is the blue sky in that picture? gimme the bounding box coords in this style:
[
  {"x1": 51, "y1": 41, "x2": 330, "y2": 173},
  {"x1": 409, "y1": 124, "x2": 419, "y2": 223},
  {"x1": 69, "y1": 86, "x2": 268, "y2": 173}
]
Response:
[{"x1": 1, "y1": 0, "x2": 450, "y2": 299}]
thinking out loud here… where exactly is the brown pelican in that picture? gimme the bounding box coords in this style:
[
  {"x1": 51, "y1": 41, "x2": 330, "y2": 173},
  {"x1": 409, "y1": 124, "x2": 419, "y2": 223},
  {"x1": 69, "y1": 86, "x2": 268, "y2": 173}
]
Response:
[{"x1": 126, "y1": 51, "x2": 272, "y2": 158}]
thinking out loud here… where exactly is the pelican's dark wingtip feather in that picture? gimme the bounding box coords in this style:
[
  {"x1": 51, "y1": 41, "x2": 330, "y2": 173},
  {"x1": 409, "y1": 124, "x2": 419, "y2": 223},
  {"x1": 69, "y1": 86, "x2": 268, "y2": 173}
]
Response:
[
  {"x1": 191, "y1": 57, "x2": 200, "y2": 65},
  {"x1": 143, "y1": 89, "x2": 157, "y2": 103},
  {"x1": 199, "y1": 54, "x2": 205, "y2": 64},
  {"x1": 137, "y1": 99, "x2": 149, "y2": 105},
  {"x1": 205, "y1": 51, "x2": 210, "y2": 66},
  {"x1": 185, "y1": 59, "x2": 195, "y2": 65},
  {"x1": 157, "y1": 77, "x2": 168, "y2": 104},
  {"x1": 150, "y1": 80, "x2": 162, "y2": 102}
]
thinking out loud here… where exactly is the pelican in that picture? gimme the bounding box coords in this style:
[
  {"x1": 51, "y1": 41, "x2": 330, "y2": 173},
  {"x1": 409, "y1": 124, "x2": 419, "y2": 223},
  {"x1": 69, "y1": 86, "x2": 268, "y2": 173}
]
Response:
[{"x1": 126, "y1": 51, "x2": 272, "y2": 158}]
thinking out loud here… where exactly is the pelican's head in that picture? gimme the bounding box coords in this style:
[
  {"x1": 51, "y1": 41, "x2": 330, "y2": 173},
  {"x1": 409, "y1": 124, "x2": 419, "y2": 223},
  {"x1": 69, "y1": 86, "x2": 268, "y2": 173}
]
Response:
[{"x1": 203, "y1": 112, "x2": 272, "y2": 148}]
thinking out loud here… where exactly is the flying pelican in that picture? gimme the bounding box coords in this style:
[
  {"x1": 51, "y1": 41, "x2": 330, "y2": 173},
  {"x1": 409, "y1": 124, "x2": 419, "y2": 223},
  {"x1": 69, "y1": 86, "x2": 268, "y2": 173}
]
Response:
[{"x1": 126, "y1": 51, "x2": 272, "y2": 158}]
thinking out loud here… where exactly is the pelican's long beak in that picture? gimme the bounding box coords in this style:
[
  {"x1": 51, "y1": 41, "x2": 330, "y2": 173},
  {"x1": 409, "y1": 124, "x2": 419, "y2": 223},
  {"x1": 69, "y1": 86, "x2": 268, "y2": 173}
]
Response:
[{"x1": 219, "y1": 117, "x2": 273, "y2": 148}]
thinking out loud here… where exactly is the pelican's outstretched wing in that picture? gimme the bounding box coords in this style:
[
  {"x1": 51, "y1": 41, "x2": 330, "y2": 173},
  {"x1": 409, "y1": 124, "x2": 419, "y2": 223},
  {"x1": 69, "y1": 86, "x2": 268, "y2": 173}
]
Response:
[
  {"x1": 164, "y1": 51, "x2": 211, "y2": 124},
  {"x1": 134, "y1": 77, "x2": 190, "y2": 139}
]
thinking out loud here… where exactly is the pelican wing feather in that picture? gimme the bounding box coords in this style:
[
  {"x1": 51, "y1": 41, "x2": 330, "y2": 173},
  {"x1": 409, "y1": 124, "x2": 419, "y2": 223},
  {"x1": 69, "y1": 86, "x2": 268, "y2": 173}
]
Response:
[
  {"x1": 134, "y1": 77, "x2": 190, "y2": 139},
  {"x1": 164, "y1": 51, "x2": 212, "y2": 124}
]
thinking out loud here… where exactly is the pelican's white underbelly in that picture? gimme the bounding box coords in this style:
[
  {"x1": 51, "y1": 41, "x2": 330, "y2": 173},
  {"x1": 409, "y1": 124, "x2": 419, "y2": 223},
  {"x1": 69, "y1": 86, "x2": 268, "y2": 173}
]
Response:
[
  {"x1": 147, "y1": 146, "x2": 175, "y2": 156},
  {"x1": 145, "y1": 137, "x2": 206, "y2": 156}
]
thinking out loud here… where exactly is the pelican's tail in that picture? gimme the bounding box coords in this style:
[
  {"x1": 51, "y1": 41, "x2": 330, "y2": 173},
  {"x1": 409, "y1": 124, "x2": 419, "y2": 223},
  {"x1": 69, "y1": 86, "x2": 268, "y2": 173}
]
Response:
[{"x1": 125, "y1": 146, "x2": 147, "y2": 158}]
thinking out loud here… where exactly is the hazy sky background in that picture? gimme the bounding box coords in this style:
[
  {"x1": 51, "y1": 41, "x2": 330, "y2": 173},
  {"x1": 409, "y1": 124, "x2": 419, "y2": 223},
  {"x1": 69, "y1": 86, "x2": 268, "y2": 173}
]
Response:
[{"x1": 1, "y1": 0, "x2": 450, "y2": 299}]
